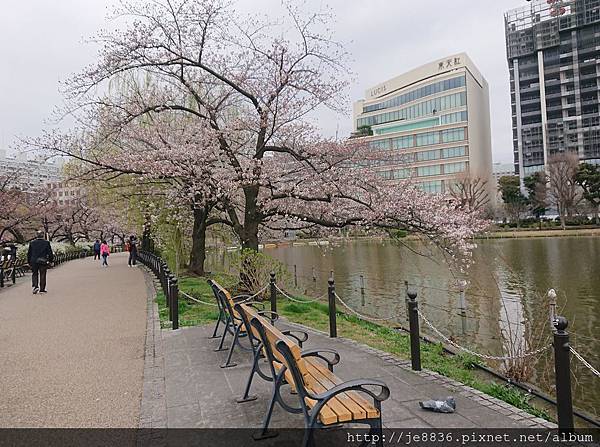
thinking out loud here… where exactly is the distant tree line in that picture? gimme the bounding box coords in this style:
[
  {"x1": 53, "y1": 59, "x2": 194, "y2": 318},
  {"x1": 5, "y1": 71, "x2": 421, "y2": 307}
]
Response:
[{"x1": 498, "y1": 153, "x2": 600, "y2": 229}]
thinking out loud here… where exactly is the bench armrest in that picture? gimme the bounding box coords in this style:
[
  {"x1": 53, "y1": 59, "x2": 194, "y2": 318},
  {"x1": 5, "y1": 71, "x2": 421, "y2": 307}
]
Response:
[
  {"x1": 308, "y1": 378, "x2": 390, "y2": 403},
  {"x1": 258, "y1": 310, "x2": 279, "y2": 322},
  {"x1": 282, "y1": 330, "x2": 309, "y2": 348},
  {"x1": 242, "y1": 301, "x2": 266, "y2": 310},
  {"x1": 301, "y1": 348, "x2": 340, "y2": 371}
]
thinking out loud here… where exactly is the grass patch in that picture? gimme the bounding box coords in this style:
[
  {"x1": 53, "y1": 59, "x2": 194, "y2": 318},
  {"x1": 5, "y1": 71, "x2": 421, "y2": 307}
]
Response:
[
  {"x1": 153, "y1": 276, "x2": 550, "y2": 421},
  {"x1": 155, "y1": 272, "x2": 237, "y2": 328}
]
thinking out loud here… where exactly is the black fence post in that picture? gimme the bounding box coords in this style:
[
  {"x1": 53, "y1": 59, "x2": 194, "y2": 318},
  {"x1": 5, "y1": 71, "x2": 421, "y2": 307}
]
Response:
[
  {"x1": 407, "y1": 289, "x2": 421, "y2": 371},
  {"x1": 553, "y1": 316, "x2": 574, "y2": 433},
  {"x1": 167, "y1": 273, "x2": 175, "y2": 323},
  {"x1": 164, "y1": 264, "x2": 171, "y2": 308},
  {"x1": 269, "y1": 272, "x2": 277, "y2": 322},
  {"x1": 327, "y1": 277, "x2": 337, "y2": 338},
  {"x1": 171, "y1": 276, "x2": 179, "y2": 330}
]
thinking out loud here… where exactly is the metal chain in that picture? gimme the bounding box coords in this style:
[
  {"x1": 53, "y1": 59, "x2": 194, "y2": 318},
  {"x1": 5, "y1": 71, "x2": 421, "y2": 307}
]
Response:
[
  {"x1": 335, "y1": 292, "x2": 402, "y2": 322},
  {"x1": 180, "y1": 291, "x2": 218, "y2": 307},
  {"x1": 179, "y1": 284, "x2": 268, "y2": 307},
  {"x1": 275, "y1": 284, "x2": 325, "y2": 304},
  {"x1": 417, "y1": 308, "x2": 552, "y2": 361},
  {"x1": 570, "y1": 347, "x2": 600, "y2": 378},
  {"x1": 247, "y1": 285, "x2": 269, "y2": 299}
]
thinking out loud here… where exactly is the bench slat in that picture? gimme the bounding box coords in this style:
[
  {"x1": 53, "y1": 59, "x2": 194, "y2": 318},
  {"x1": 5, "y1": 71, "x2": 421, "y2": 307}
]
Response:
[
  {"x1": 305, "y1": 361, "x2": 369, "y2": 421},
  {"x1": 308, "y1": 362, "x2": 379, "y2": 419}
]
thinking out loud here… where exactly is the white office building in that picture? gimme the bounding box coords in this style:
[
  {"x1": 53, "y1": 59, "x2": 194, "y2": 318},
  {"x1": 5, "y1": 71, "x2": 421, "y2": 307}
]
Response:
[{"x1": 352, "y1": 53, "x2": 493, "y2": 195}]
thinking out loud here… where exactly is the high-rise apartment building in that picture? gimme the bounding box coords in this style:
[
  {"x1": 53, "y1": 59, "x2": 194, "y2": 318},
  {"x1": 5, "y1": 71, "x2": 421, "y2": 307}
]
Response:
[
  {"x1": 352, "y1": 53, "x2": 493, "y2": 195},
  {"x1": 505, "y1": 0, "x2": 600, "y2": 182},
  {"x1": 0, "y1": 151, "x2": 62, "y2": 191}
]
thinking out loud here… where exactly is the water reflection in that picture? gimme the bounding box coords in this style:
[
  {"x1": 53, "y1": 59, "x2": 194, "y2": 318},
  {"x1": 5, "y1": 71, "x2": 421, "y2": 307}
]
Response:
[{"x1": 208, "y1": 237, "x2": 600, "y2": 416}]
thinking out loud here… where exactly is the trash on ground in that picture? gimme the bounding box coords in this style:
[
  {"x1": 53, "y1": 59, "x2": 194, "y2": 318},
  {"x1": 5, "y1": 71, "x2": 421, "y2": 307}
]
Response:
[{"x1": 419, "y1": 397, "x2": 456, "y2": 413}]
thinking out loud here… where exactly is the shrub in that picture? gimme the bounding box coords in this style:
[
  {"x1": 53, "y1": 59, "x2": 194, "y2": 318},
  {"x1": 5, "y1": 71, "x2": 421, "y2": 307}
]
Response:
[{"x1": 227, "y1": 249, "x2": 293, "y2": 296}]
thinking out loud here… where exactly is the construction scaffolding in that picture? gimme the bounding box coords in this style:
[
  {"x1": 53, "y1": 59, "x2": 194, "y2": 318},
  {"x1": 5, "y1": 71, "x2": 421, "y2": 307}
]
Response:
[{"x1": 505, "y1": 0, "x2": 600, "y2": 58}]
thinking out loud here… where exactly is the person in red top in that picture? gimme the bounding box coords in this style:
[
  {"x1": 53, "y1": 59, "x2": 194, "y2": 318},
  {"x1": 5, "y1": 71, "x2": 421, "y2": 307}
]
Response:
[{"x1": 100, "y1": 241, "x2": 110, "y2": 267}]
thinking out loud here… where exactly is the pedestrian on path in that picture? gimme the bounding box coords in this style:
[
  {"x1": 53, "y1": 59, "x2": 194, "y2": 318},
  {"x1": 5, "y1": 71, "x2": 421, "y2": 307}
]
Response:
[
  {"x1": 128, "y1": 235, "x2": 138, "y2": 267},
  {"x1": 100, "y1": 241, "x2": 110, "y2": 267},
  {"x1": 93, "y1": 239, "x2": 101, "y2": 260},
  {"x1": 27, "y1": 230, "x2": 54, "y2": 294}
]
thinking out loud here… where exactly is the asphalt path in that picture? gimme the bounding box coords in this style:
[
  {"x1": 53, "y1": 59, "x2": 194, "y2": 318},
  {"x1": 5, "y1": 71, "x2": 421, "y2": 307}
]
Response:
[{"x1": 0, "y1": 252, "x2": 147, "y2": 427}]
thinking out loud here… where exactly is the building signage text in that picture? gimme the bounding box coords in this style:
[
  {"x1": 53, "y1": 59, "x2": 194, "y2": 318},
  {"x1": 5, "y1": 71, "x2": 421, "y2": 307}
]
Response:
[
  {"x1": 439, "y1": 57, "x2": 462, "y2": 71},
  {"x1": 369, "y1": 85, "x2": 387, "y2": 98}
]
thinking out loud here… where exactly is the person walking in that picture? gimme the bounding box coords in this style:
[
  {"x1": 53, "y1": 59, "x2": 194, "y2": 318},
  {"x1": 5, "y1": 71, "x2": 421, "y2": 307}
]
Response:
[
  {"x1": 128, "y1": 235, "x2": 138, "y2": 267},
  {"x1": 100, "y1": 241, "x2": 110, "y2": 267},
  {"x1": 27, "y1": 230, "x2": 54, "y2": 294},
  {"x1": 93, "y1": 239, "x2": 101, "y2": 260}
]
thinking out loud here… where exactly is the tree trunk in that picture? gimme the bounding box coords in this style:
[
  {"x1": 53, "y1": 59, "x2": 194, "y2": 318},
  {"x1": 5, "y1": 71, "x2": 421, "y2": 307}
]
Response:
[
  {"x1": 241, "y1": 185, "x2": 261, "y2": 252},
  {"x1": 189, "y1": 206, "x2": 209, "y2": 277}
]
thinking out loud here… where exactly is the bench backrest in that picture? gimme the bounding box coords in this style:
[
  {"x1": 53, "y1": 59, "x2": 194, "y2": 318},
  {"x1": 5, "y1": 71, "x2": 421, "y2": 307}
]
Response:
[
  {"x1": 237, "y1": 303, "x2": 263, "y2": 340},
  {"x1": 249, "y1": 313, "x2": 312, "y2": 391},
  {"x1": 210, "y1": 280, "x2": 240, "y2": 321}
]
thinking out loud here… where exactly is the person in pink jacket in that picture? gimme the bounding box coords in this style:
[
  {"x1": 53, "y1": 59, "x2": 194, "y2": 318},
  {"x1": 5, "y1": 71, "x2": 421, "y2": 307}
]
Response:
[{"x1": 100, "y1": 241, "x2": 110, "y2": 267}]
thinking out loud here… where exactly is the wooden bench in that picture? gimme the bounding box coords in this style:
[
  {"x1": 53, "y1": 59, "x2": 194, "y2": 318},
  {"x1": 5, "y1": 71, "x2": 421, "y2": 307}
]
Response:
[
  {"x1": 208, "y1": 280, "x2": 258, "y2": 368},
  {"x1": 209, "y1": 280, "x2": 308, "y2": 369},
  {"x1": 207, "y1": 280, "x2": 230, "y2": 339},
  {"x1": 249, "y1": 312, "x2": 389, "y2": 446},
  {"x1": 235, "y1": 302, "x2": 313, "y2": 403}
]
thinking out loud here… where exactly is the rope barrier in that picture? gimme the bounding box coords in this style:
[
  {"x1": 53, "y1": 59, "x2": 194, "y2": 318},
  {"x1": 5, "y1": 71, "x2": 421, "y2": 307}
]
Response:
[
  {"x1": 416, "y1": 308, "x2": 552, "y2": 361},
  {"x1": 570, "y1": 347, "x2": 600, "y2": 378},
  {"x1": 275, "y1": 284, "x2": 325, "y2": 304},
  {"x1": 334, "y1": 292, "x2": 402, "y2": 322},
  {"x1": 247, "y1": 285, "x2": 269, "y2": 299},
  {"x1": 180, "y1": 291, "x2": 218, "y2": 307}
]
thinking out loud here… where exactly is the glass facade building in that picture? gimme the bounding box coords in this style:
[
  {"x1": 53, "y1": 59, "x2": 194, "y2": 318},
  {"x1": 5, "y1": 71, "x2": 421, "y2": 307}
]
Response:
[
  {"x1": 505, "y1": 0, "x2": 600, "y2": 182},
  {"x1": 352, "y1": 53, "x2": 493, "y2": 194}
]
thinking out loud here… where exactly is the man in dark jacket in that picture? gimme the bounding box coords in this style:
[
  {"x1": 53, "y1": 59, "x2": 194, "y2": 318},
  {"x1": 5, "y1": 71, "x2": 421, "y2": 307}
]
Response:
[
  {"x1": 93, "y1": 240, "x2": 101, "y2": 260},
  {"x1": 27, "y1": 231, "x2": 54, "y2": 294}
]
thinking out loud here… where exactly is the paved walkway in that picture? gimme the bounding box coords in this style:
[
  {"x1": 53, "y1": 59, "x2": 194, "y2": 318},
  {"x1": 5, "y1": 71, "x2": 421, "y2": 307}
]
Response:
[
  {"x1": 0, "y1": 253, "x2": 148, "y2": 427},
  {"x1": 151, "y1": 320, "x2": 555, "y2": 432}
]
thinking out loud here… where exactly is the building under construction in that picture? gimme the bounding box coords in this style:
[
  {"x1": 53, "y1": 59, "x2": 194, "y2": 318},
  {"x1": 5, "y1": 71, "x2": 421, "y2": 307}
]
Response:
[{"x1": 505, "y1": 0, "x2": 600, "y2": 181}]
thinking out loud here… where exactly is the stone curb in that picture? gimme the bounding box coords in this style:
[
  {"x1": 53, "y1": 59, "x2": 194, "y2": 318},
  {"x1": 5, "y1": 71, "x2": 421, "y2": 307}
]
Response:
[
  {"x1": 283, "y1": 320, "x2": 557, "y2": 429},
  {"x1": 139, "y1": 267, "x2": 168, "y2": 434}
]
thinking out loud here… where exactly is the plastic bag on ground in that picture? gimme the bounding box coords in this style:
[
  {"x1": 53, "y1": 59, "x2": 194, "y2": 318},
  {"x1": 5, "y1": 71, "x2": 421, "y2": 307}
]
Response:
[{"x1": 419, "y1": 396, "x2": 456, "y2": 413}]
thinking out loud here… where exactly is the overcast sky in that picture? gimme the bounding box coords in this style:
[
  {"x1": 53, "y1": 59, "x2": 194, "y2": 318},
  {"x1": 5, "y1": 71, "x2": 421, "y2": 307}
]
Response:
[{"x1": 0, "y1": 0, "x2": 530, "y2": 162}]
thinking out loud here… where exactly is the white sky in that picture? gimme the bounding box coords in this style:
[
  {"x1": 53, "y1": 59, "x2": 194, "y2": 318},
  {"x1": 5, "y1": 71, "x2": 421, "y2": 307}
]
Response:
[{"x1": 0, "y1": 0, "x2": 530, "y2": 163}]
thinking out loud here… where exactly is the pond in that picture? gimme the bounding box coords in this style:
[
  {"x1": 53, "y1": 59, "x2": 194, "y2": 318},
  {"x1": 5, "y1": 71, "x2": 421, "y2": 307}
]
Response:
[{"x1": 257, "y1": 237, "x2": 600, "y2": 418}]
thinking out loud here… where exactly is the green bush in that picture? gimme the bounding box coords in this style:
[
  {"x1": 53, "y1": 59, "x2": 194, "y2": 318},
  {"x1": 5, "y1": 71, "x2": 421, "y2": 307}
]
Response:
[{"x1": 227, "y1": 249, "x2": 293, "y2": 295}]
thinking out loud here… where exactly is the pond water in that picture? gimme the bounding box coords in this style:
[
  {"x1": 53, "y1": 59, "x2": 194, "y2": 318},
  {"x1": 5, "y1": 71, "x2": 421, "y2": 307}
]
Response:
[{"x1": 256, "y1": 237, "x2": 600, "y2": 418}]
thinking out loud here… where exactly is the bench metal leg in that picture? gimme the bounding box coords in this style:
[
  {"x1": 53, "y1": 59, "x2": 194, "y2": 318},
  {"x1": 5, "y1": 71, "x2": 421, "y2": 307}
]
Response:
[
  {"x1": 237, "y1": 349, "x2": 261, "y2": 403},
  {"x1": 357, "y1": 418, "x2": 383, "y2": 447},
  {"x1": 253, "y1": 370, "x2": 284, "y2": 441},
  {"x1": 214, "y1": 318, "x2": 231, "y2": 352},
  {"x1": 210, "y1": 318, "x2": 221, "y2": 339},
  {"x1": 220, "y1": 325, "x2": 241, "y2": 368}
]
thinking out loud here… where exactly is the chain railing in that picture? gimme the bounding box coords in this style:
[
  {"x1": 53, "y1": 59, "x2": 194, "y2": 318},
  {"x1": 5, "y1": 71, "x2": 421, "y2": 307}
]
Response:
[
  {"x1": 570, "y1": 346, "x2": 600, "y2": 378},
  {"x1": 416, "y1": 307, "x2": 552, "y2": 361},
  {"x1": 250, "y1": 271, "x2": 597, "y2": 432}
]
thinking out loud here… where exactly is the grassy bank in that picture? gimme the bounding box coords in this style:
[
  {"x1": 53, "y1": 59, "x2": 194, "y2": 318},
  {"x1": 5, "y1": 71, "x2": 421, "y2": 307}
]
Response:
[{"x1": 157, "y1": 275, "x2": 550, "y2": 421}]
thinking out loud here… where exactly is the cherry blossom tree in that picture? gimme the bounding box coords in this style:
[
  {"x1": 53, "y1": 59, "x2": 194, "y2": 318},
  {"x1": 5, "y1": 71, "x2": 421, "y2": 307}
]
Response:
[
  {"x1": 0, "y1": 174, "x2": 53, "y2": 243},
  {"x1": 33, "y1": 0, "x2": 487, "y2": 272}
]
